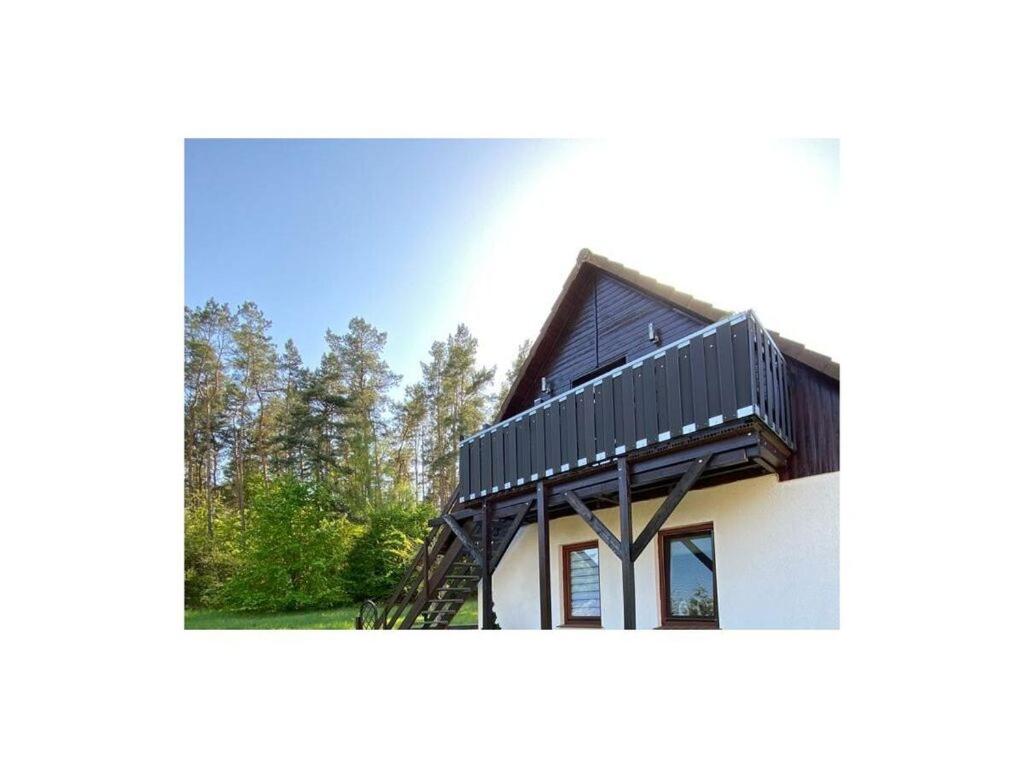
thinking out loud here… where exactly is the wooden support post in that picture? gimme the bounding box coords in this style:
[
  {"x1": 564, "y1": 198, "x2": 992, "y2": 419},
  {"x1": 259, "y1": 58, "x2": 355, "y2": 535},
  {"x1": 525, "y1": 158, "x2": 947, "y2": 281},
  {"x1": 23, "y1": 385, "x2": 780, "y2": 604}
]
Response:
[
  {"x1": 536, "y1": 482, "x2": 552, "y2": 629},
  {"x1": 618, "y1": 458, "x2": 636, "y2": 630},
  {"x1": 480, "y1": 503, "x2": 495, "y2": 629}
]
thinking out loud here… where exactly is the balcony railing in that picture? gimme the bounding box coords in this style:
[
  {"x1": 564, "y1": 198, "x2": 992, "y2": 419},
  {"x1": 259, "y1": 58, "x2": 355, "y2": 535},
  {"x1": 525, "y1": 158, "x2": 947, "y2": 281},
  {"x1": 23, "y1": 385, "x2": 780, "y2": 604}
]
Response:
[{"x1": 458, "y1": 310, "x2": 793, "y2": 503}]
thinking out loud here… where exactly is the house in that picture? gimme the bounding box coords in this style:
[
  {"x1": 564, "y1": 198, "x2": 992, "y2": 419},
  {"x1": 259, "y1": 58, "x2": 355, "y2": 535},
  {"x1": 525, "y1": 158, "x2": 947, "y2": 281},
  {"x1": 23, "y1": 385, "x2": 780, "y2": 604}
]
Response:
[{"x1": 363, "y1": 249, "x2": 839, "y2": 630}]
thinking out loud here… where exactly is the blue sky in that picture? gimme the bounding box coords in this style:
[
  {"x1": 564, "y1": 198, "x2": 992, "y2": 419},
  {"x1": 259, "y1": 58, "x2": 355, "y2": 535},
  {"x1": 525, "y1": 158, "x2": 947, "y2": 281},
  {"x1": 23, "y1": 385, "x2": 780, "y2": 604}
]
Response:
[
  {"x1": 185, "y1": 139, "x2": 578, "y2": 387},
  {"x1": 186, "y1": 138, "x2": 839, "y2": 391}
]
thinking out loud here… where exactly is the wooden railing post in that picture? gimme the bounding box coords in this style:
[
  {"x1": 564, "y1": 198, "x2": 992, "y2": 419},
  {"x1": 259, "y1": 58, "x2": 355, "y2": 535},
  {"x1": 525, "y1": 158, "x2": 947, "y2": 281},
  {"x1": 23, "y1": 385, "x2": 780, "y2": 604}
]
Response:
[
  {"x1": 618, "y1": 458, "x2": 636, "y2": 629},
  {"x1": 481, "y1": 503, "x2": 495, "y2": 629},
  {"x1": 536, "y1": 482, "x2": 552, "y2": 629}
]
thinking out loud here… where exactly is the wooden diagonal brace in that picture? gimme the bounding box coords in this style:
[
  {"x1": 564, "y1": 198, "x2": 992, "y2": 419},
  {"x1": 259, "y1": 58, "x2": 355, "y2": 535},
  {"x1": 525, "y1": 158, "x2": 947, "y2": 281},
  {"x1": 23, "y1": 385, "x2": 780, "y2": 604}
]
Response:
[
  {"x1": 565, "y1": 490, "x2": 623, "y2": 559},
  {"x1": 489, "y1": 500, "x2": 533, "y2": 574},
  {"x1": 630, "y1": 453, "x2": 713, "y2": 561},
  {"x1": 442, "y1": 513, "x2": 485, "y2": 568}
]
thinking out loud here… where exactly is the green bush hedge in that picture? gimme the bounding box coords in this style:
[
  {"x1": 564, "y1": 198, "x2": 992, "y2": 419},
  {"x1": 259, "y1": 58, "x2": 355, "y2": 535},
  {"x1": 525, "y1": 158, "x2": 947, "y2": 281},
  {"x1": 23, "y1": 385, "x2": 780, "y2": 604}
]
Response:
[{"x1": 185, "y1": 476, "x2": 431, "y2": 611}]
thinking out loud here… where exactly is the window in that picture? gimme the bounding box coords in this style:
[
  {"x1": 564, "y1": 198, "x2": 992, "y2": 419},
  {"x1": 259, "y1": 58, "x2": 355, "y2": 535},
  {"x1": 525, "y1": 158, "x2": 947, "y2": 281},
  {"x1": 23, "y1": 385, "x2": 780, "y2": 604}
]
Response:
[
  {"x1": 562, "y1": 541, "x2": 601, "y2": 626},
  {"x1": 570, "y1": 356, "x2": 627, "y2": 388},
  {"x1": 658, "y1": 523, "x2": 718, "y2": 628}
]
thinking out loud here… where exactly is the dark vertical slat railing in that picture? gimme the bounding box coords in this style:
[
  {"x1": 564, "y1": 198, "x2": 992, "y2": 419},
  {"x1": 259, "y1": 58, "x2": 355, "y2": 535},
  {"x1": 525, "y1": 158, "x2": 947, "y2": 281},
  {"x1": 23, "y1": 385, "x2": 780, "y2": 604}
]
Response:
[
  {"x1": 482, "y1": 430, "x2": 493, "y2": 494},
  {"x1": 621, "y1": 368, "x2": 637, "y2": 448},
  {"x1": 640, "y1": 358, "x2": 655, "y2": 444},
  {"x1": 690, "y1": 338, "x2": 708, "y2": 430},
  {"x1": 493, "y1": 424, "x2": 505, "y2": 491},
  {"x1": 531, "y1": 409, "x2": 544, "y2": 480},
  {"x1": 582, "y1": 384, "x2": 597, "y2": 464},
  {"x1": 717, "y1": 322, "x2": 737, "y2": 419},
  {"x1": 665, "y1": 345, "x2": 683, "y2": 436},
  {"x1": 458, "y1": 311, "x2": 794, "y2": 501},
  {"x1": 565, "y1": 392, "x2": 578, "y2": 467}
]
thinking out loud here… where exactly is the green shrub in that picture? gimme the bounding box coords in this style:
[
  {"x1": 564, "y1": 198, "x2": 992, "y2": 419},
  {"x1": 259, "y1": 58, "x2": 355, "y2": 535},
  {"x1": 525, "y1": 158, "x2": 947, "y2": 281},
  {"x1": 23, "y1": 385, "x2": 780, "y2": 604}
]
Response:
[
  {"x1": 221, "y1": 477, "x2": 355, "y2": 612},
  {"x1": 184, "y1": 497, "x2": 240, "y2": 608},
  {"x1": 342, "y1": 488, "x2": 431, "y2": 602}
]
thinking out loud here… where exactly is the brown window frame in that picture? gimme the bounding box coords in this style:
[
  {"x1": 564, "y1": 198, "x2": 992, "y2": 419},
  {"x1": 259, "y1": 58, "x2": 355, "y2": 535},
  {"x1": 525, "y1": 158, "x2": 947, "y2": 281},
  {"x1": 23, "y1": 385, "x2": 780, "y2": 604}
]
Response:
[
  {"x1": 561, "y1": 540, "x2": 602, "y2": 627},
  {"x1": 657, "y1": 522, "x2": 719, "y2": 630}
]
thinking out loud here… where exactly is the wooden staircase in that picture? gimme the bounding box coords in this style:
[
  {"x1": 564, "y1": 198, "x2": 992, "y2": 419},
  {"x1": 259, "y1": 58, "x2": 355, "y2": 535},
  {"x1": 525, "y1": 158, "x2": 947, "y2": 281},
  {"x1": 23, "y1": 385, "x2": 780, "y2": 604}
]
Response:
[{"x1": 365, "y1": 499, "x2": 529, "y2": 630}]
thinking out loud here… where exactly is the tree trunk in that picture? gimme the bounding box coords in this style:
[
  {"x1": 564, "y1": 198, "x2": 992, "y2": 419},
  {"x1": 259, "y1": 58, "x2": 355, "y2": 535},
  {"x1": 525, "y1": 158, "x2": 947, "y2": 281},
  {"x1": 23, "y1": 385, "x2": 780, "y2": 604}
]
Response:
[{"x1": 236, "y1": 426, "x2": 245, "y2": 531}]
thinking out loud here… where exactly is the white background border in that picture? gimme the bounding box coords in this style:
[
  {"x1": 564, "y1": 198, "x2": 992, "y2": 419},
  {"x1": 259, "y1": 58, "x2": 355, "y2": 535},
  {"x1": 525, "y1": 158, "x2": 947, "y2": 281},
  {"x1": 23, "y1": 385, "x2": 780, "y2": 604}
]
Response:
[{"x1": 2, "y1": 2, "x2": 1021, "y2": 765}]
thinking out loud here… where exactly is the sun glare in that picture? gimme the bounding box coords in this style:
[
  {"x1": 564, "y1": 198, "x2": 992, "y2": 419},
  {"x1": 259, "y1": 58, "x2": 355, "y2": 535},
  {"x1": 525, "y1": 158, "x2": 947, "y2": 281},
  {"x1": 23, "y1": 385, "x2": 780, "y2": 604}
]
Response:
[{"x1": 454, "y1": 139, "x2": 840, "y2": 381}]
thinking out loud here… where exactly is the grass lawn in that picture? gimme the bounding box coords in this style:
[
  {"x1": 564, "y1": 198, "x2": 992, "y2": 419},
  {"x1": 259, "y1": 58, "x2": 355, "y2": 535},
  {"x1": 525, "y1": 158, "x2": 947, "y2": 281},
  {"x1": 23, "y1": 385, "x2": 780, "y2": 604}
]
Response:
[{"x1": 185, "y1": 599, "x2": 478, "y2": 630}]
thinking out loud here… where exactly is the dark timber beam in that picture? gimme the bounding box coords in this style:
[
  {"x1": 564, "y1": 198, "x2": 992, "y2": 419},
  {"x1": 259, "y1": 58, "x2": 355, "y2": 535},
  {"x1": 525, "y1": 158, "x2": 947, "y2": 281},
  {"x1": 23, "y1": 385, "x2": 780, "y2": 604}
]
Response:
[
  {"x1": 537, "y1": 482, "x2": 552, "y2": 630},
  {"x1": 489, "y1": 500, "x2": 533, "y2": 574},
  {"x1": 480, "y1": 503, "x2": 495, "y2": 629},
  {"x1": 617, "y1": 458, "x2": 636, "y2": 630},
  {"x1": 442, "y1": 514, "x2": 484, "y2": 569},
  {"x1": 565, "y1": 490, "x2": 622, "y2": 559},
  {"x1": 631, "y1": 454, "x2": 713, "y2": 561}
]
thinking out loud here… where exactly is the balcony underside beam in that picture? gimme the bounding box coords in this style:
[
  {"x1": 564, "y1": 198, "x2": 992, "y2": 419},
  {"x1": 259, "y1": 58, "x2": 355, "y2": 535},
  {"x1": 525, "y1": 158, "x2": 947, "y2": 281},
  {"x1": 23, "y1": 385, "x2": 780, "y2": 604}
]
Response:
[{"x1": 451, "y1": 422, "x2": 787, "y2": 523}]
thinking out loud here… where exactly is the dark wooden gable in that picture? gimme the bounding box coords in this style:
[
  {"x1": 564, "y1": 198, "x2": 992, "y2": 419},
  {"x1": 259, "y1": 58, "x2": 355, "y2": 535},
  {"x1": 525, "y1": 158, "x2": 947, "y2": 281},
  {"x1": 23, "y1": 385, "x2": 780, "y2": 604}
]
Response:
[
  {"x1": 501, "y1": 264, "x2": 710, "y2": 418},
  {"x1": 498, "y1": 254, "x2": 840, "y2": 482}
]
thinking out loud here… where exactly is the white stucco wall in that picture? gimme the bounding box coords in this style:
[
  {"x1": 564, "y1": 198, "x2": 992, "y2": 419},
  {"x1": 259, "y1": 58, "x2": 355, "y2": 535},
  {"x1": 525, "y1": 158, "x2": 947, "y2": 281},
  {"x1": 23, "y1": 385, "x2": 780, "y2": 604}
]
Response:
[{"x1": 489, "y1": 471, "x2": 839, "y2": 629}]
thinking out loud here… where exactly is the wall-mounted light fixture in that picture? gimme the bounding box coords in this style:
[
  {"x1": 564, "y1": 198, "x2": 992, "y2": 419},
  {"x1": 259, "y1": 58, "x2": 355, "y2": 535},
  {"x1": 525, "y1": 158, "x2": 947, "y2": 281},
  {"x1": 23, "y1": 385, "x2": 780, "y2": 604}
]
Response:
[{"x1": 648, "y1": 322, "x2": 661, "y2": 346}]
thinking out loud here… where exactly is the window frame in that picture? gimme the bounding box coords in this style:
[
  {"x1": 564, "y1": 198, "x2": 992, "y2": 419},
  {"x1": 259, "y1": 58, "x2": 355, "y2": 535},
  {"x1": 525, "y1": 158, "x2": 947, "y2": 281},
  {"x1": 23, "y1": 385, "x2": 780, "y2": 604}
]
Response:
[
  {"x1": 561, "y1": 540, "x2": 602, "y2": 627},
  {"x1": 657, "y1": 522, "x2": 720, "y2": 629}
]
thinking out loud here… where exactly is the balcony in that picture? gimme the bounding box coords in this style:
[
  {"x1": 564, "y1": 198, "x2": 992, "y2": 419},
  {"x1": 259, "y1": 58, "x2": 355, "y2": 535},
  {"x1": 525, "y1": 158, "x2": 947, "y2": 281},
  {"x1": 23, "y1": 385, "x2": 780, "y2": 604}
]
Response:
[{"x1": 458, "y1": 310, "x2": 794, "y2": 506}]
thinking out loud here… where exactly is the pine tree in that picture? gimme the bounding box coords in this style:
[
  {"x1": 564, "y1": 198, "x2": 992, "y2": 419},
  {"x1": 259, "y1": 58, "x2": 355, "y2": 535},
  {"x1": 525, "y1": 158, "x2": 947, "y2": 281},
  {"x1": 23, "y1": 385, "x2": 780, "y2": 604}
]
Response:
[
  {"x1": 393, "y1": 383, "x2": 427, "y2": 495},
  {"x1": 185, "y1": 298, "x2": 504, "y2": 607},
  {"x1": 493, "y1": 338, "x2": 532, "y2": 421},
  {"x1": 269, "y1": 339, "x2": 311, "y2": 479},
  {"x1": 321, "y1": 318, "x2": 400, "y2": 513},
  {"x1": 227, "y1": 301, "x2": 279, "y2": 529},
  {"x1": 416, "y1": 325, "x2": 494, "y2": 504},
  {"x1": 184, "y1": 300, "x2": 235, "y2": 535}
]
